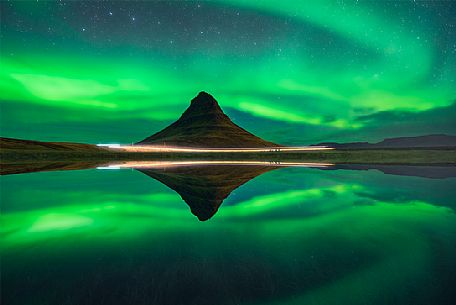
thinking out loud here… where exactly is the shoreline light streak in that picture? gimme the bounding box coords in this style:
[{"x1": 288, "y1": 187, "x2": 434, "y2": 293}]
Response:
[{"x1": 97, "y1": 144, "x2": 334, "y2": 153}]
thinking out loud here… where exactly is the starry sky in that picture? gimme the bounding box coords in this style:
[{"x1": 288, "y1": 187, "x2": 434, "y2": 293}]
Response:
[{"x1": 1, "y1": 0, "x2": 455, "y2": 145}]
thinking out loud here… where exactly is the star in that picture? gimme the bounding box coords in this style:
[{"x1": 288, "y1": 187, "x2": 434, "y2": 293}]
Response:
[{"x1": 0, "y1": 0, "x2": 455, "y2": 147}]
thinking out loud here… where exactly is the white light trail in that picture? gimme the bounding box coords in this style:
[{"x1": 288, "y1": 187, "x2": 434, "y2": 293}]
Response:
[
  {"x1": 99, "y1": 145, "x2": 334, "y2": 153},
  {"x1": 97, "y1": 144, "x2": 121, "y2": 148}
]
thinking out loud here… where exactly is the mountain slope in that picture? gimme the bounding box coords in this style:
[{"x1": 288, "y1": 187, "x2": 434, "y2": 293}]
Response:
[
  {"x1": 136, "y1": 91, "x2": 280, "y2": 148},
  {"x1": 0, "y1": 137, "x2": 103, "y2": 152}
]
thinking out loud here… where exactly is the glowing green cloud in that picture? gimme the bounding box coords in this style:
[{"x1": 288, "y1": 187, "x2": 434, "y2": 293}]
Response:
[{"x1": 0, "y1": 1, "x2": 454, "y2": 143}]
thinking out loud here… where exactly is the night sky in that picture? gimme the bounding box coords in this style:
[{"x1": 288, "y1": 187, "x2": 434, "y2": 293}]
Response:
[{"x1": 1, "y1": 0, "x2": 455, "y2": 145}]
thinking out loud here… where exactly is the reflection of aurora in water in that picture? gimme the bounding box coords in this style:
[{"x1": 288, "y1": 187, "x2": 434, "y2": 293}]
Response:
[
  {"x1": 3, "y1": 184, "x2": 360, "y2": 244},
  {"x1": 2, "y1": 186, "x2": 454, "y2": 246},
  {"x1": 1, "y1": 167, "x2": 456, "y2": 305}
]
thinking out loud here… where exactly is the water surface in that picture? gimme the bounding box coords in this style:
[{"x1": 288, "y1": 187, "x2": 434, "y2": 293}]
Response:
[{"x1": 1, "y1": 163, "x2": 455, "y2": 305}]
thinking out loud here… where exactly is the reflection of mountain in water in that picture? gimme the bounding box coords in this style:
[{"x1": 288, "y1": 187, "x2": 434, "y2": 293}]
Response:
[
  {"x1": 0, "y1": 161, "x2": 103, "y2": 175},
  {"x1": 2, "y1": 161, "x2": 455, "y2": 221},
  {"x1": 330, "y1": 164, "x2": 456, "y2": 179},
  {"x1": 139, "y1": 165, "x2": 277, "y2": 221}
]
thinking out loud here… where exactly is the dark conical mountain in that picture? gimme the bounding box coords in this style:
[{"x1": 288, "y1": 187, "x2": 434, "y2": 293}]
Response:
[{"x1": 136, "y1": 92, "x2": 280, "y2": 147}]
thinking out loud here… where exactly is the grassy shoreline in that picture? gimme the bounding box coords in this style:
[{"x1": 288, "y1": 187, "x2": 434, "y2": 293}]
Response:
[{"x1": 1, "y1": 149, "x2": 455, "y2": 165}]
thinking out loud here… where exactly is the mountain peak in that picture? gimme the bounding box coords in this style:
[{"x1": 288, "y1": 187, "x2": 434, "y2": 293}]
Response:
[
  {"x1": 136, "y1": 92, "x2": 280, "y2": 148},
  {"x1": 187, "y1": 91, "x2": 221, "y2": 112},
  {"x1": 195, "y1": 91, "x2": 213, "y2": 100}
]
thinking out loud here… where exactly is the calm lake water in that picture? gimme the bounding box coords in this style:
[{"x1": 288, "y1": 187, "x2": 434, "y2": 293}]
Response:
[{"x1": 1, "y1": 163, "x2": 456, "y2": 305}]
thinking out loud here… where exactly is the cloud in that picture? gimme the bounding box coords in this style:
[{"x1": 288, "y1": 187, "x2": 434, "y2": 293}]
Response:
[{"x1": 353, "y1": 100, "x2": 456, "y2": 139}]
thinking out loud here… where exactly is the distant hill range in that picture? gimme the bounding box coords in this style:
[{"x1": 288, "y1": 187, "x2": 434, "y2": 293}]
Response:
[
  {"x1": 0, "y1": 137, "x2": 103, "y2": 152},
  {"x1": 314, "y1": 134, "x2": 456, "y2": 149},
  {"x1": 136, "y1": 91, "x2": 279, "y2": 148}
]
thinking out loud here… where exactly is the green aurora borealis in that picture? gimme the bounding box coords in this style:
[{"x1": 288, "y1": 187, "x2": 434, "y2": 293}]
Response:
[
  {"x1": 2, "y1": 3, "x2": 456, "y2": 303},
  {"x1": 1, "y1": 1, "x2": 455, "y2": 144}
]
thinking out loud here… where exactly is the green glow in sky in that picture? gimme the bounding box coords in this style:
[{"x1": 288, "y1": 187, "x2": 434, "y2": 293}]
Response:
[{"x1": 0, "y1": 1, "x2": 455, "y2": 144}]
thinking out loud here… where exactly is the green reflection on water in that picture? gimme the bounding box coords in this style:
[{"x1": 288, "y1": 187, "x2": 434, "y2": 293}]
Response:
[{"x1": 1, "y1": 168, "x2": 455, "y2": 305}]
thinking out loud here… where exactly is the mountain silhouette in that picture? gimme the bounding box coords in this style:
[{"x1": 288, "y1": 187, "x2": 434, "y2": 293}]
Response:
[
  {"x1": 314, "y1": 134, "x2": 456, "y2": 149},
  {"x1": 0, "y1": 137, "x2": 105, "y2": 151},
  {"x1": 136, "y1": 91, "x2": 280, "y2": 148},
  {"x1": 139, "y1": 164, "x2": 277, "y2": 220}
]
